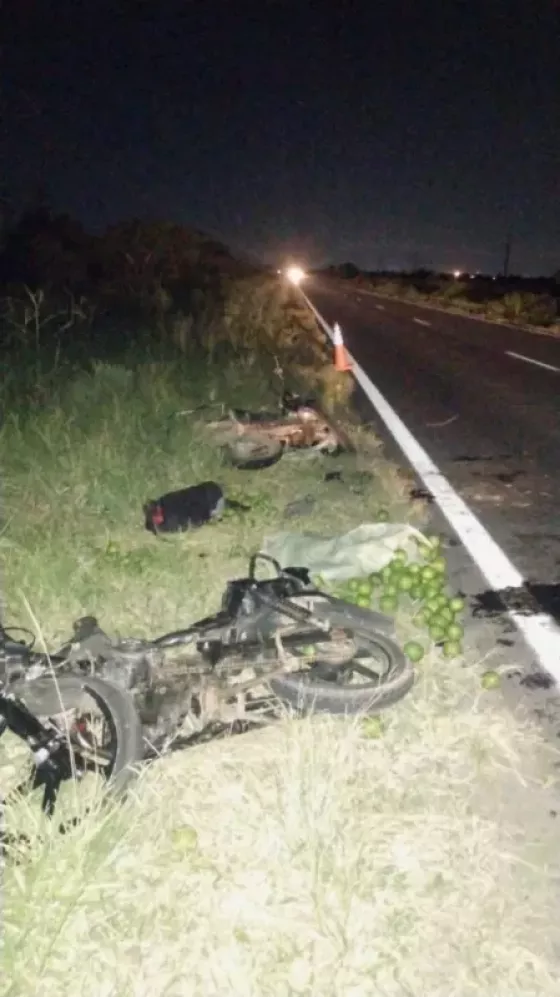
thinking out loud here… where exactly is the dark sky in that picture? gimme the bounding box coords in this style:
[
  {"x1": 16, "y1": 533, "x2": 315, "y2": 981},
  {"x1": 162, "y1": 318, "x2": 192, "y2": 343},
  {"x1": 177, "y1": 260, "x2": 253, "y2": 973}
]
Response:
[{"x1": 2, "y1": 0, "x2": 559, "y2": 274}]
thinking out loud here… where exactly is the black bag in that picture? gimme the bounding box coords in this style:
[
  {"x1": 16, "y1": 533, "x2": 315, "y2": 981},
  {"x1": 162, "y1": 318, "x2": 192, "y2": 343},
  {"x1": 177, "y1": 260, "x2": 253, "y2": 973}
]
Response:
[{"x1": 144, "y1": 481, "x2": 248, "y2": 534}]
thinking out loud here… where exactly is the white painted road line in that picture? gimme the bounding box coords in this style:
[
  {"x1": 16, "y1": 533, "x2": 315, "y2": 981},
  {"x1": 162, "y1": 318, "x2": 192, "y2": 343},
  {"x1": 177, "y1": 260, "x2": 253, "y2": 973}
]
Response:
[
  {"x1": 505, "y1": 350, "x2": 560, "y2": 374},
  {"x1": 302, "y1": 291, "x2": 560, "y2": 686},
  {"x1": 413, "y1": 317, "x2": 431, "y2": 327}
]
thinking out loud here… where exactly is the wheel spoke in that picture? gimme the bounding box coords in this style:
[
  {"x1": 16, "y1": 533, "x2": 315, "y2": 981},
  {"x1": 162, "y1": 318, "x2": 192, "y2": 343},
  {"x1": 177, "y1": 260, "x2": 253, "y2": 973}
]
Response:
[{"x1": 347, "y1": 662, "x2": 382, "y2": 682}]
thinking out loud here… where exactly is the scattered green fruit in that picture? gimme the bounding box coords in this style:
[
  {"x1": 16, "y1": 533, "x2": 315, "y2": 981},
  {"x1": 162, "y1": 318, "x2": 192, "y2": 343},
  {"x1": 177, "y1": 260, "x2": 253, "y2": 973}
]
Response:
[
  {"x1": 171, "y1": 825, "x2": 199, "y2": 851},
  {"x1": 404, "y1": 640, "x2": 425, "y2": 663},
  {"x1": 481, "y1": 670, "x2": 501, "y2": 689},
  {"x1": 361, "y1": 716, "x2": 385, "y2": 739},
  {"x1": 333, "y1": 542, "x2": 468, "y2": 666},
  {"x1": 450, "y1": 596, "x2": 466, "y2": 613},
  {"x1": 393, "y1": 548, "x2": 408, "y2": 565},
  {"x1": 431, "y1": 556, "x2": 447, "y2": 574},
  {"x1": 397, "y1": 573, "x2": 414, "y2": 592},
  {"x1": 443, "y1": 640, "x2": 462, "y2": 659},
  {"x1": 380, "y1": 595, "x2": 398, "y2": 614},
  {"x1": 418, "y1": 543, "x2": 434, "y2": 561},
  {"x1": 417, "y1": 607, "x2": 433, "y2": 625},
  {"x1": 301, "y1": 645, "x2": 317, "y2": 658},
  {"x1": 446, "y1": 622, "x2": 464, "y2": 642},
  {"x1": 438, "y1": 606, "x2": 454, "y2": 625}
]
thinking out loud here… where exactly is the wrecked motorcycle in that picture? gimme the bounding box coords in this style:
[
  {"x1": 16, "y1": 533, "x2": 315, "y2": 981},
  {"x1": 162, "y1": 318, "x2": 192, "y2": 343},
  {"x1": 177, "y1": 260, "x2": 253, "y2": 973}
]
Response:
[
  {"x1": 1, "y1": 556, "x2": 413, "y2": 827},
  {"x1": 205, "y1": 391, "x2": 355, "y2": 470}
]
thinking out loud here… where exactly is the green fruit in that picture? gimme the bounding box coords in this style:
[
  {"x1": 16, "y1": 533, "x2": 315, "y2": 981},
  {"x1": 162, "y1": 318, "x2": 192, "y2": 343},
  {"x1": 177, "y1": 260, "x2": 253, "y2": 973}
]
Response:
[
  {"x1": 421, "y1": 565, "x2": 436, "y2": 582},
  {"x1": 450, "y1": 596, "x2": 466, "y2": 614},
  {"x1": 443, "y1": 640, "x2": 462, "y2": 659},
  {"x1": 438, "y1": 606, "x2": 454, "y2": 625},
  {"x1": 381, "y1": 564, "x2": 393, "y2": 582},
  {"x1": 426, "y1": 597, "x2": 442, "y2": 615},
  {"x1": 481, "y1": 670, "x2": 501, "y2": 689},
  {"x1": 361, "y1": 716, "x2": 385, "y2": 739},
  {"x1": 404, "y1": 640, "x2": 425, "y2": 663},
  {"x1": 358, "y1": 581, "x2": 373, "y2": 597},
  {"x1": 369, "y1": 573, "x2": 383, "y2": 588},
  {"x1": 417, "y1": 607, "x2": 433, "y2": 625},
  {"x1": 426, "y1": 534, "x2": 442, "y2": 548},
  {"x1": 356, "y1": 596, "x2": 371, "y2": 608},
  {"x1": 393, "y1": 548, "x2": 408, "y2": 564},
  {"x1": 379, "y1": 595, "x2": 398, "y2": 614},
  {"x1": 377, "y1": 509, "x2": 390, "y2": 522},
  {"x1": 384, "y1": 583, "x2": 399, "y2": 598},
  {"x1": 418, "y1": 543, "x2": 434, "y2": 561},
  {"x1": 408, "y1": 562, "x2": 422, "y2": 576},
  {"x1": 397, "y1": 572, "x2": 414, "y2": 592},
  {"x1": 409, "y1": 585, "x2": 423, "y2": 600},
  {"x1": 429, "y1": 624, "x2": 447, "y2": 642},
  {"x1": 425, "y1": 582, "x2": 444, "y2": 600},
  {"x1": 446, "y1": 622, "x2": 464, "y2": 642},
  {"x1": 301, "y1": 645, "x2": 317, "y2": 658},
  {"x1": 348, "y1": 578, "x2": 360, "y2": 592},
  {"x1": 431, "y1": 556, "x2": 447, "y2": 575},
  {"x1": 172, "y1": 825, "x2": 198, "y2": 851}
]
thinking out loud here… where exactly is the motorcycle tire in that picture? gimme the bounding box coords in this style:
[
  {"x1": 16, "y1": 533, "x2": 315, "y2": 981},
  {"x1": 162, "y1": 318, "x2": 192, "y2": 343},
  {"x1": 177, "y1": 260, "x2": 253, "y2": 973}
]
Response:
[
  {"x1": 10, "y1": 673, "x2": 144, "y2": 797},
  {"x1": 268, "y1": 599, "x2": 414, "y2": 716},
  {"x1": 225, "y1": 436, "x2": 284, "y2": 470}
]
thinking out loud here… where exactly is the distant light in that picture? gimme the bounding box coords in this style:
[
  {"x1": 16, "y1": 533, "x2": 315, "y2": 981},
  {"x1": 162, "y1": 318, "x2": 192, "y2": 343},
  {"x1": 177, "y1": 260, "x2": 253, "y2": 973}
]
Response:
[
  {"x1": 452, "y1": 269, "x2": 462, "y2": 279},
  {"x1": 285, "y1": 265, "x2": 307, "y2": 286}
]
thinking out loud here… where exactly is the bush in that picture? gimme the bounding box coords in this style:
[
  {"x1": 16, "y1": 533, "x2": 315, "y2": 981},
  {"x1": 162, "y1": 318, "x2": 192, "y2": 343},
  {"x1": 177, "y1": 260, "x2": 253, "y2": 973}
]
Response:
[{"x1": 487, "y1": 292, "x2": 558, "y2": 326}]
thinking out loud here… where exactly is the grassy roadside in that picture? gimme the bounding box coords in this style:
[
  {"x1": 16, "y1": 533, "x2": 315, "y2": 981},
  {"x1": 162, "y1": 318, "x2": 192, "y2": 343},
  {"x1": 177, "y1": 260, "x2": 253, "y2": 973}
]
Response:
[
  {"x1": 335, "y1": 273, "x2": 560, "y2": 334},
  {"x1": 1, "y1": 356, "x2": 414, "y2": 645},
  {"x1": 2, "y1": 277, "x2": 560, "y2": 995}
]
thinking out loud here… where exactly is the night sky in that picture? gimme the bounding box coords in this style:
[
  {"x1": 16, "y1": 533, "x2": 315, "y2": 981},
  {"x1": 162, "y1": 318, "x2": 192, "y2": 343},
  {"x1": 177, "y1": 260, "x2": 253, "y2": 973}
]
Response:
[{"x1": 2, "y1": 0, "x2": 559, "y2": 274}]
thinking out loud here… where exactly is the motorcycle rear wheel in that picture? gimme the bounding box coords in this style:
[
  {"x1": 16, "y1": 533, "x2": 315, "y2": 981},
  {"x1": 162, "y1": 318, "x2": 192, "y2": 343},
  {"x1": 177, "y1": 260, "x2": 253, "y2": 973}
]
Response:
[{"x1": 267, "y1": 597, "x2": 414, "y2": 716}]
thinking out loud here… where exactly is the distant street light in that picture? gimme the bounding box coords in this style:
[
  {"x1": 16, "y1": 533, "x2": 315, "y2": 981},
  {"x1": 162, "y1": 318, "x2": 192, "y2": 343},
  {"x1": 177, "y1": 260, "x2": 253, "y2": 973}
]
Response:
[{"x1": 452, "y1": 269, "x2": 462, "y2": 279}]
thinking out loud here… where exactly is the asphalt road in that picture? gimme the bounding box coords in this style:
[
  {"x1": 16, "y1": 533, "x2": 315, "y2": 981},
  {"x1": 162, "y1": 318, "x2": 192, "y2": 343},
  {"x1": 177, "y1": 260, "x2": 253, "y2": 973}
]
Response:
[{"x1": 304, "y1": 276, "x2": 560, "y2": 640}]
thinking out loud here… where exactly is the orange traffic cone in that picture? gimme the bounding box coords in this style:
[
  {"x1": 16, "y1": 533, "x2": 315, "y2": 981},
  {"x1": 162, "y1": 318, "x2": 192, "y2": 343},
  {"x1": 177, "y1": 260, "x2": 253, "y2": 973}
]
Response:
[{"x1": 333, "y1": 323, "x2": 352, "y2": 372}]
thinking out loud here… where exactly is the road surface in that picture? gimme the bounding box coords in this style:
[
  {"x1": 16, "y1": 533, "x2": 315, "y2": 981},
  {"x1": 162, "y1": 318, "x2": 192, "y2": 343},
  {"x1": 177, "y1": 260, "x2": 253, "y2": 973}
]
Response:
[{"x1": 304, "y1": 276, "x2": 560, "y2": 726}]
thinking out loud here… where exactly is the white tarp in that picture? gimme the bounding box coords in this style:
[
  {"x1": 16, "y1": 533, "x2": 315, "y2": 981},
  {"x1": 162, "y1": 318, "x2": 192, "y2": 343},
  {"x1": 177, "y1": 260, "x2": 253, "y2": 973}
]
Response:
[{"x1": 262, "y1": 523, "x2": 428, "y2": 581}]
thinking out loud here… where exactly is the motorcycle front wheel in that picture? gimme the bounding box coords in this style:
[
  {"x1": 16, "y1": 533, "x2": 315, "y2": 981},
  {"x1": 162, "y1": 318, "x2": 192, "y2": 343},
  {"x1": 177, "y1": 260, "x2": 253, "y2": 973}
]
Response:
[{"x1": 6, "y1": 673, "x2": 144, "y2": 799}]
